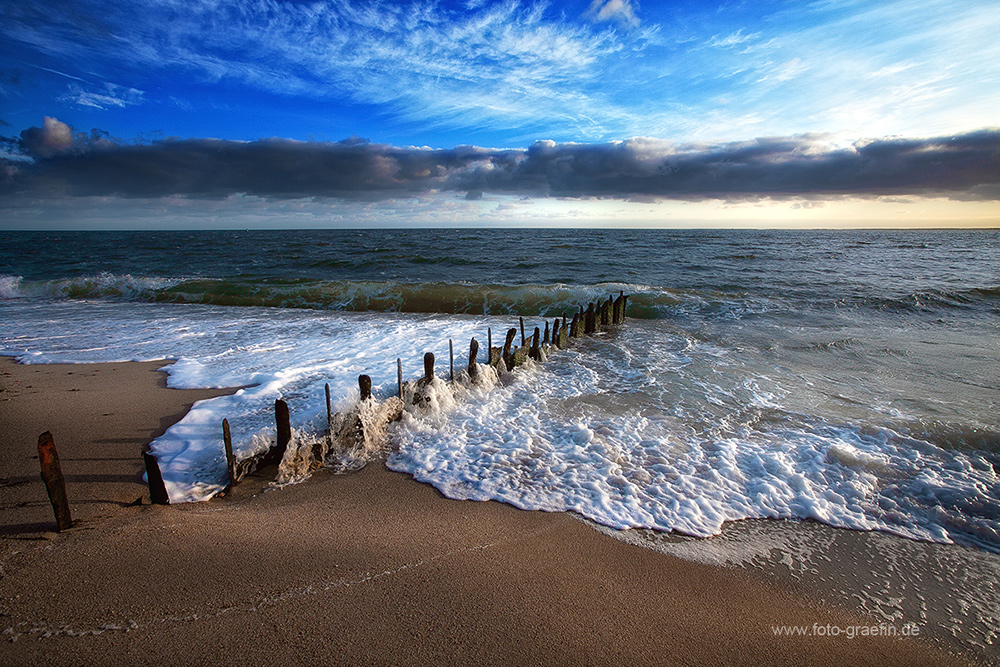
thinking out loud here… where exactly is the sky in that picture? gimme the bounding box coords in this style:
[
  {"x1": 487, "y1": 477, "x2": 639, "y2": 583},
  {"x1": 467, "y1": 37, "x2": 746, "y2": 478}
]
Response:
[{"x1": 1, "y1": 0, "x2": 998, "y2": 229}]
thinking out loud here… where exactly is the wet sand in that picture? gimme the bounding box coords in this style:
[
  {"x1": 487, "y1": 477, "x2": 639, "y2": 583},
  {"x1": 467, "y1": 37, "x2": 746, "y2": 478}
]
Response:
[{"x1": 0, "y1": 358, "x2": 968, "y2": 665}]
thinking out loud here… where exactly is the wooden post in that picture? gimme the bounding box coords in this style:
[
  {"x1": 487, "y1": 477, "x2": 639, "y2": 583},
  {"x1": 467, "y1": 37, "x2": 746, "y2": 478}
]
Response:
[
  {"x1": 543, "y1": 321, "x2": 550, "y2": 345},
  {"x1": 613, "y1": 291, "x2": 625, "y2": 324},
  {"x1": 449, "y1": 339, "x2": 454, "y2": 382},
  {"x1": 584, "y1": 303, "x2": 597, "y2": 334},
  {"x1": 488, "y1": 327, "x2": 492, "y2": 360},
  {"x1": 530, "y1": 327, "x2": 541, "y2": 361},
  {"x1": 275, "y1": 399, "x2": 291, "y2": 459},
  {"x1": 143, "y1": 451, "x2": 170, "y2": 506},
  {"x1": 552, "y1": 318, "x2": 561, "y2": 349},
  {"x1": 519, "y1": 317, "x2": 526, "y2": 347},
  {"x1": 423, "y1": 352, "x2": 435, "y2": 381},
  {"x1": 502, "y1": 328, "x2": 517, "y2": 369},
  {"x1": 397, "y1": 358, "x2": 403, "y2": 398},
  {"x1": 359, "y1": 374, "x2": 372, "y2": 401},
  {"x1": 37, "y1": 431, "x2": 72, "y2": 530},
  {"x1": 223, "y1": 418, "x2": 237, "y2": 487},
  {"x1": 468, "y1": 338, "x2": 479, "y2": 378},
  {"x1": 325, "y1": 383, "x2": 333, "y2": 436}
]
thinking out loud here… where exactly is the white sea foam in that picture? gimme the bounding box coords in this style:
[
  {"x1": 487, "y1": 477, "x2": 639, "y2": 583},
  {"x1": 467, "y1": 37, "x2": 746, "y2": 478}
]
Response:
[
  {"x1": 1, "y1": 298, "x2": 997, "y2": 553},
  {"x1": 0, "y1": 275, "x2": 24, "y2": 299}
]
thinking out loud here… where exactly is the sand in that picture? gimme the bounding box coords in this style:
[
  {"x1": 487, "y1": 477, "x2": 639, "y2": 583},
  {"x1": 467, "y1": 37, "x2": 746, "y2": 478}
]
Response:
[{"x1": 0, "y1": 357, "x2": 969, "y2": 666}]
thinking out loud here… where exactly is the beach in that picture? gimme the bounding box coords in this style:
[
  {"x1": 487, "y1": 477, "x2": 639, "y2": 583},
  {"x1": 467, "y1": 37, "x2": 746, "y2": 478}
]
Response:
[{"x1": 0, "y1": 357, "x2": 971, "y2": 666}]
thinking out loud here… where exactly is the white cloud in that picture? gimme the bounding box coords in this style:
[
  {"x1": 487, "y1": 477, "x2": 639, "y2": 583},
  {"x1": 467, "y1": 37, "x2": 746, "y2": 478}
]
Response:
[
  {"x1": 584, "y1": 0, "x2": 640, "y2": 28},
  {"x1": 706, "y1": 29, "x2": 760, "y2": 48},
  {"x1": 59, "y1": 82, "x2": 145, "y2": 110}
]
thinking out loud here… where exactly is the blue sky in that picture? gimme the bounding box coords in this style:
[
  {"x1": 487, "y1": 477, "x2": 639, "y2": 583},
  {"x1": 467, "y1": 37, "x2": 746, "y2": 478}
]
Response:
[{"x1": 1, "y1": 0, "x2": 998, "y2": 228}]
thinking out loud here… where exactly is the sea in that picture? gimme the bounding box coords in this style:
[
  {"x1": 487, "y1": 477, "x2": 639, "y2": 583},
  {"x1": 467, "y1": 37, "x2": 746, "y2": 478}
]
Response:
[
  {"x1": 1, "y1": 228, "x2": 997, "y2": 543},
  {"x1": 3, "y1": 228, "x2": 998, "y2": 655}
]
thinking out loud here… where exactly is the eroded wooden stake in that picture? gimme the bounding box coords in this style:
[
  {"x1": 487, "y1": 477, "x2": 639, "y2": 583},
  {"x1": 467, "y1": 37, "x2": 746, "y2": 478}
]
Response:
[
  {"x1": 143, "y1": 451, "x2": 170, "y2": 506},
  {"x1": 359, "y1": 374, "x2": 372, "y2": 401},
  {"x1": 502, "y1": 327, "x2": 518, "y2": 369},
  {"x1": 530, "y1": 327, "x2": 541, "y2": 361},
  {"x1": 469, "y1": 338, "x2": 479, "y2": 378},
  {"x1": 275, "y1": 399, "x2": 291, "y2": 459},
  {"x1": 584, "y1": 303, "x2": 597, "y2": 334},
  {"x1": 519, "y1": 317, "x2": 526, "y2": 347},
  {"x1": 397, "y1": 358, "x2": 403, "y2": 398},
  {"x1": 423, "y1": 352, "x2": 435, "y2": 381},
  {"x1": 325, "y1": 383, "x2": 333, "y2": 436},
  {"x1": 449, "y1": 339, "x2": 454, "y2": 382},
  {"x1": 37, "y1": 431, "x2": 72, "y2": 530},
  {"x1": 223, "y1": 418, "x2": 237, "y2": 488}
]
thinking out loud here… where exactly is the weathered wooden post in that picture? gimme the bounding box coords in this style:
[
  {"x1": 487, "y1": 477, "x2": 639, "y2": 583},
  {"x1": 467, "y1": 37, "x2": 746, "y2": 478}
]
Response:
[
  {"x1": 543, "y1": 321, "x2": 550, "y2": 345},
  {"x1": 519, "y1": 317, "x2": 526, "y2": 347},
  {"x1": 397, "y1": 358, "x2": 403, "y2": 398},
  {"x1": 223, "y1": 418, "x2": 237, "y2": 487},
  {"x1": 468, "y1": 338, "x2": 479, "y2": 379},
  {"x1": 359, "y1": 374, "x2": 372, "y2": 401},
  {"x1": 37, "y1": 432, "x2": 72, "y2": 530},
  {"x1": 325, "y1": 383, "x2": 334, "y2": 444},
  {"x1": 530, "y1": 327, "x2": 541, "y2": 361},
  {"x1": 449, "y1": 339, "x2": 454, "y2": 382},
  {"x1": 143, "y1": 451, "x2": 170, "y2": 506},
  {"x1": 584, "y1": 303, "x2": 597, "y2": 334},
  {"x1": 600, "y1": 297, "x2": 612, "y2": 326},
  {"x1": 613, "y1": 291, "x2": 625, "y2": 324},
  {"x1": 275, "y1": 399, "x2": 291, "y2": 459},
  {"x1": 423, "y1": 352, "x2": 435, "y2": 381},
  {"x1": 502, "y1": 328, "x2": 517, "y2": 369},
  {"x1": 552, "y1": 318, "x2": 561, "y2": 348}
]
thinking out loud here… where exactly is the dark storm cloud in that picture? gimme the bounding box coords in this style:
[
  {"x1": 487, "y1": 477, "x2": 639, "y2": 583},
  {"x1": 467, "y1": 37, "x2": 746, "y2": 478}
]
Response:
[{"x1": 3, "y1": 118, "x2": 999, "y2": 201}]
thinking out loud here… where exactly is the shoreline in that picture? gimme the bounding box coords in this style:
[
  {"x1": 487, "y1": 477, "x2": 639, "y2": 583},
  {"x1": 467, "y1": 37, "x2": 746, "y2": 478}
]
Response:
[{"x1": 0, "y1": 358, "x2": 974, "y2": 665}]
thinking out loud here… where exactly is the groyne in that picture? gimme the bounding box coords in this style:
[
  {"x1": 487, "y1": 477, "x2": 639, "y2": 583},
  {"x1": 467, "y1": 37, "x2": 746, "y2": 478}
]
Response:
[{"x1": 138, "y1": 292, "x2": 629, "y2": 503}]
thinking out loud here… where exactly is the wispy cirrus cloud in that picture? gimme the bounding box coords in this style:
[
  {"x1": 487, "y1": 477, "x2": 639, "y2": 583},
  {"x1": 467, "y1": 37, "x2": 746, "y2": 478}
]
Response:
[
  {"x1": 2, "y1": 0, "x2": 998, "y2": 146},
  {"x1": 59, "y1": 82, "x2": 144, "y2": 110},
  {"x1": 2, "y1": 0, "x2": 639, "y2": 140},
  {"x1": 584, "y1": 0, "x2": 640, "y2": 28}
]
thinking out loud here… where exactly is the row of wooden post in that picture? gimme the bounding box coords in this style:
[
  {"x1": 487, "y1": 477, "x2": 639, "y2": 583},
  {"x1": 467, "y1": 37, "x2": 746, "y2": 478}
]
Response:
[{"x1": 134, "y1": 292, "x2": 629, "y2": 507}]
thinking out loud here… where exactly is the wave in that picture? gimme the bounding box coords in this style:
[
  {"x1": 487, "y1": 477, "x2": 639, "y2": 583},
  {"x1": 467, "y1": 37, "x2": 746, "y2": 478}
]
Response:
[
  {"x1": 5, "y1": 272, "x2": 996, "y2": 320},
  {"x1": 859, "y1": 286, "x2": 1000, "y2": 314},
  {"x1": 0, "y1": 272, "x2": 671, "y2": 318}
]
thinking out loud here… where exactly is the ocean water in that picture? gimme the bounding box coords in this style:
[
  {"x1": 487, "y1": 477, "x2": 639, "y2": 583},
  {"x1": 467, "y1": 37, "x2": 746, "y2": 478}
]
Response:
[{"x1": 1, "y1": 229, "x2": 998, "y2": 554}]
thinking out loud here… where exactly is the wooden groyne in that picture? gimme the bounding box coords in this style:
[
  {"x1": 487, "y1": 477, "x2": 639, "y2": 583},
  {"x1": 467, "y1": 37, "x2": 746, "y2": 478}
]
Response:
[{"x1": 140, "y1": 292, "x2": 629, "y2": 501}]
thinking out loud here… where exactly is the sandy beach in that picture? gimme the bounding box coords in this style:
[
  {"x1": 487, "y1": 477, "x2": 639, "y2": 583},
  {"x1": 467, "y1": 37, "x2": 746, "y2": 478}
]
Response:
[{"x1": 0, "y1": 357, "x2": 970, "y2": 666}]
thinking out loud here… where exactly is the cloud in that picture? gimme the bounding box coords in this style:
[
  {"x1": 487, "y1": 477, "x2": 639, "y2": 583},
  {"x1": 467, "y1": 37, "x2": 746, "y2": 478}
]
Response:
[
  {"x1": 59, "y1": 82, "x2": 145, "y2": 110},
  {"x1": 18, "y1": 116, "x2": 75, "y2": 157},
  {"x1": 1, "y1": 0, "x2": 632, "y2": 140},
  {"x1": 706, "y1": 30, "x2": 760, "y2": 49},
  {"x1": 4, "y1": 119, "x2": 999, "y2": 202},
  {"x1": 584, "y1": 0, "x2": 640, "y2": 28}
]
